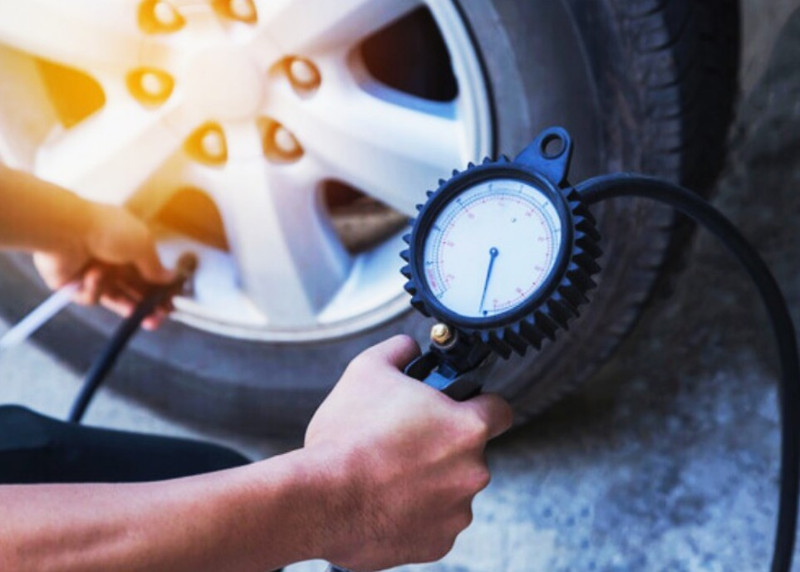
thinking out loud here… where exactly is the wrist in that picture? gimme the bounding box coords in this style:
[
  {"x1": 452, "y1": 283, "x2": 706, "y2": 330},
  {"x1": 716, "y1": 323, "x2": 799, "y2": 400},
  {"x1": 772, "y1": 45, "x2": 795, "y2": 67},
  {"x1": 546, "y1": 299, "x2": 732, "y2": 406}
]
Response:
[
  {"x1": 80, "y1": 201, "x2": 110, "y2": 252},
  {"x1": 262, "y1": 445, "x2": 364, "y2": 564},
  {"x1": 196, "y1": 446, "x2": 362, "y2": 570},
  {"x1": 43, "y1": 189, "x2": 95, "y2": 257},
  {"x1": 43, "y1": 181, "x2": 95, "y2": 252},
  {"x1": 293, "y1": 444, "x2": 365, "y2": 564}
]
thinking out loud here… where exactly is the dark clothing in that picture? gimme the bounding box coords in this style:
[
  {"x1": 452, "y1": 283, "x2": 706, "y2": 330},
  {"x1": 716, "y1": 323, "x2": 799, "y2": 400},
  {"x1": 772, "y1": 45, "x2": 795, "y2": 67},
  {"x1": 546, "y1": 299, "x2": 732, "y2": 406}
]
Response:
[{"x1": 0, "y1": 404, "x2": 249, "y2": 484}]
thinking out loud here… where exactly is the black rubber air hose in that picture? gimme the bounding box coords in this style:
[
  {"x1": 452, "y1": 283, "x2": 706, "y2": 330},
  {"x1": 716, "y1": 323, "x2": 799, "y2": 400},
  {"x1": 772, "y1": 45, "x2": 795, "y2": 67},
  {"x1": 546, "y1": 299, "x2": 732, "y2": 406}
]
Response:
[
  {"x1": 576, "y1": 173, "x2": 799, "y2": 572},
  {"x1": 68, "y1": 253, "x2": 198, "y2": 424}
]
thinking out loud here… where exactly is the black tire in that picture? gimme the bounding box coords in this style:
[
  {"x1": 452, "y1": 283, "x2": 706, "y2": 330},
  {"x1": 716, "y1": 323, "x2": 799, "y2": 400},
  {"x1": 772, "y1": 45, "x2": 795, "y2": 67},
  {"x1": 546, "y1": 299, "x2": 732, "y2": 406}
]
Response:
[
  {"x1": 0, "y1": 0, "x2": 739, "y2": 436},
  {"x1": 470, "y1": 0, "x2": 741, "y2": 417}
]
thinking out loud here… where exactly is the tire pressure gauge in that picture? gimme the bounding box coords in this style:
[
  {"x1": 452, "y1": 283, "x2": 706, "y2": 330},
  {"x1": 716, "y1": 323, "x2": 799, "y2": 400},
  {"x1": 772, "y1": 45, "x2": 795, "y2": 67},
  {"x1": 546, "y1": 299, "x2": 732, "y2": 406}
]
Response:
[
  {"x1": 391, "y1": 127, "x2": 800, "y2": 572},
  {"x1": 341, "y1": 128, "x2": 800, "y2": 572},
  {"x1": 401, "y1": 127, "x2": 601, "y2": 365}
]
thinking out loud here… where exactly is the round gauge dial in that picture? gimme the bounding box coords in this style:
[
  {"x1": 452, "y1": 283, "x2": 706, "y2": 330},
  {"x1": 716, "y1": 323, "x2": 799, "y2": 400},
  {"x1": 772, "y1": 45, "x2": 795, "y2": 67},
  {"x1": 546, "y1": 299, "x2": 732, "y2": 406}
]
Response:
[
  {"x1": 402, "y1": 128, "x2": 601, "y2": 357},
  {"x1": 422, "y1": 178, "x2": 564, "y2": 319}
]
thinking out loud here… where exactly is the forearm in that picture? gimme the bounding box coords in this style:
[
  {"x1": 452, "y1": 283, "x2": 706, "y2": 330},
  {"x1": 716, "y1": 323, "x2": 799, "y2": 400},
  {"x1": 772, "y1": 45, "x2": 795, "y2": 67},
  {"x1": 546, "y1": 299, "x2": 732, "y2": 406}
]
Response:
[
  {"x1": 0, "y1": 448, "x2": 343, "y2": 572},
  {"x1": 0, "y1": 162, "x2": 93, "y2": 253}
]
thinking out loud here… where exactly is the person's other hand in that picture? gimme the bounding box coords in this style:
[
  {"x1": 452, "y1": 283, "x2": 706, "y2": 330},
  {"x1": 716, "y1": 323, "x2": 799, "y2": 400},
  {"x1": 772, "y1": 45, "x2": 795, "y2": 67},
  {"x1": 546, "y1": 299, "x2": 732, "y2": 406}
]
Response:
[
  {"x1": 33, "y1": 203, "x2": 174, "y2": 329},
  {"x1": 305, "y1": 335, "x2": 513, "y2": 571}
]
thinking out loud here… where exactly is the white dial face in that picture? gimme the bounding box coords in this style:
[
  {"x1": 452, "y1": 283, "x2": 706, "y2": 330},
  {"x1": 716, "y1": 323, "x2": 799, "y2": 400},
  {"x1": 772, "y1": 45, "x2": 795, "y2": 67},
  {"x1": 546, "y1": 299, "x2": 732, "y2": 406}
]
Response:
[{"x1": 422, "y1": 178, "x2": 563, "y2": 319}]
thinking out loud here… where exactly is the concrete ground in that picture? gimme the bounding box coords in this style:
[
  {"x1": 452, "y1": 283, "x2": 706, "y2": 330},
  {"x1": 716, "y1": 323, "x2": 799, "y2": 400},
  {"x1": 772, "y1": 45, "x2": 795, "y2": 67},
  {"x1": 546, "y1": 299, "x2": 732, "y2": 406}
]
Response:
[{"x1": 2, "y1": 1, "x2": 800, "y2": 570}]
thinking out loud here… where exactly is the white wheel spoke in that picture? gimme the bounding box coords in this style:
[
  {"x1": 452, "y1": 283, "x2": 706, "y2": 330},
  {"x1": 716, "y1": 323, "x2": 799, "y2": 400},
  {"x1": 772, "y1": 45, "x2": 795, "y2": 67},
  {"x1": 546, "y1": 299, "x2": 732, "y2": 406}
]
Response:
[
  {"x1": 250, "y1": 0, "x2": 420, "y2": 58},
  {"x1": 270, "y1": 73, "x2": 466, "y2": 215},
  {"x1": 126, "y1": 153, "x2": 197, "y2": 221},
  {"x1": 0, "y1": 1, "x2": 168, "y2": 72},
  {"x1": 204, "y1": 122, "x2": 351, "y2": 326},
  {"x1": 0, "y1": 0, "x2": 491, "y2": 339},
  {"x1": 34, "y1": 100, "x2": 189, "y2": 205}
]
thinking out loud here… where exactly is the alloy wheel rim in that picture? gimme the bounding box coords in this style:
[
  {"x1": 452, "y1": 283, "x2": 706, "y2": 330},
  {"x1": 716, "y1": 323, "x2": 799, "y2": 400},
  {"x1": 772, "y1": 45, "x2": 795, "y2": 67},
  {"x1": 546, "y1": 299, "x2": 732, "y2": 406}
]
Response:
[{"x1": 0, "y1": 0, "x2": 492, "y2": 341}]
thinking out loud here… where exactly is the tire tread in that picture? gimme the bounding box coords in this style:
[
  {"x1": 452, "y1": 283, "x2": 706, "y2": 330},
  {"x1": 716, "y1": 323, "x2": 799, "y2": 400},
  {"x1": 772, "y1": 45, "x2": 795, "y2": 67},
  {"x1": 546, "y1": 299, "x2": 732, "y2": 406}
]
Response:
[{"x1": 514, "y1": 0, "x2": 739, "y2": 418}]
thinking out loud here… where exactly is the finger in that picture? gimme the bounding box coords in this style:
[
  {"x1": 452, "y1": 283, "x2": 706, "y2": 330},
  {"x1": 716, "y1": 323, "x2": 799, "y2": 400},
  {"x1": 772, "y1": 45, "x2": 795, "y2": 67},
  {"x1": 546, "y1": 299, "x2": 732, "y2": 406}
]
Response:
[
  {"x1": 107, "y1": 267, "x2": 176, "y2": 328},
  {"x1": 74, "y1": 276, "x2": 99, "y2": 306},
  {"x1": 360, "y1": 335, "x2": 422, "y2": 371},
  {"x1": 130, "y1": 271, "x2": 176, "y2": 314},
  {"x1": 134, "y1": 242, "x2": 174, "y2": 285},
  {"x1": 99, "y1": 288, "x2": 138, "y2": 318},
  {"x1": 142, "y1": 308, "x2": 168, "y2": 331},
  {"x1": 81, "y1": 266, "x2": 106, "y2": 305},
  {"x1": 33, "y1": 251, "x2": 88, "y2": 290},
  {"x1": 464, "y1": 393, "x2": 514, "y2": 440},
  {"x1": 110, "y1": 273, "x2": 147, "y2": 303},
  {"x1": 99, "y1": 297, "x2": 136, "y2": 318}
]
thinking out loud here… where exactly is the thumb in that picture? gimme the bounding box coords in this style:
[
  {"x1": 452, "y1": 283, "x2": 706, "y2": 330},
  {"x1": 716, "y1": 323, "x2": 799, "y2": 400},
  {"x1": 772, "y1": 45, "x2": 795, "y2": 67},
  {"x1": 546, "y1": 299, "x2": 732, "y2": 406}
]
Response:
[
  {"x1": 464, "y1": 393, "x2": 514, "y2": 440},
  {"x1": 360, "y1": 335, "x2": 422, "y2": 372},
  {"x1": 33, "y1": 251, "x2": 86, "y2": 290}
]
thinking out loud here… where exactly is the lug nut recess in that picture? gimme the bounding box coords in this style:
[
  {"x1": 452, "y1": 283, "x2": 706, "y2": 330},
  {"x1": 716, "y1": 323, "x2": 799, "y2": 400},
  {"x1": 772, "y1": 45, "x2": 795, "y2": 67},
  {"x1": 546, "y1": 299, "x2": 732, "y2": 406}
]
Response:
[
  {"x1": 127, "y1": 68, "x2": 174, "y2": 106},
  {"x1": 259, "y1": 118, "x2": 303, "y2": 163},
  {"x1": 185, "y1": 123, "x2": 228, "y2": 166},
  {"x1": 138, "y1": 0, "x2": 185, "y2": 33},
  {"x1": 213, "y1": 0, "x2": 257, "y2": 23},
  {"x1": 287, "y1": 57, "x2": 321, "y2": 93}
]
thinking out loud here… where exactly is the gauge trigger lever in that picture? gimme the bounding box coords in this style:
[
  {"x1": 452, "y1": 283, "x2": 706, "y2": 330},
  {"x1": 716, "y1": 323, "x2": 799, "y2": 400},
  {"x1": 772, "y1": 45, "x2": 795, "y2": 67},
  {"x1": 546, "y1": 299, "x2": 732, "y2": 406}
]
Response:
[{"x1": 404, "y1": 339, "x2": 494, "y2": 402}]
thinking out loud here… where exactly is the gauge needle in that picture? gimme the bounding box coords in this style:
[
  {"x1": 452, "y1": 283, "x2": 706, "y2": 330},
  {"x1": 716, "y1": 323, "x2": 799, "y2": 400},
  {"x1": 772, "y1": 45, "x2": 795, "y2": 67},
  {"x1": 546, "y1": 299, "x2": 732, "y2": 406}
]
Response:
[{"x1": 478, "y1": 247, "x2": 499, "y2": 315}]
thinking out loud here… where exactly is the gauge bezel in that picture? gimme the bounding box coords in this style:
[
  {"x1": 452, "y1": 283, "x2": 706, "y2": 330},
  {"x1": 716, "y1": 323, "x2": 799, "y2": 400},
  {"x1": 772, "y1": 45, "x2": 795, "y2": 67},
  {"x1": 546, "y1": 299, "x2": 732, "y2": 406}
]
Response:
[{"x1": 409, "y1": 164, "x2": 574, "y2": 331}]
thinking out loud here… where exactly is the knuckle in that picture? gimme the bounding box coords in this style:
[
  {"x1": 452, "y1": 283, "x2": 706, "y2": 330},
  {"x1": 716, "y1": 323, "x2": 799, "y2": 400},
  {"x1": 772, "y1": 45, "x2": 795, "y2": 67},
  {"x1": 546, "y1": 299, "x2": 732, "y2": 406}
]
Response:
[
  {"x1": 352, "y1": 344, "x2": 379, "y2": 367},
  {"x1": 357, "y1": 335, "x2": 418, "y2": 369},
  {"x1": 470, "y1": 465, "x2": 491, "y2": 492},
  {"x1": 388, "y1": 332, "x2": 412, "y2": 346},
  {"x1": 392, "y1": 334, "x2": 420, "y2": 354},
  {"x1": 460, "y1": 413, "x2": 490, "y2": 446},
  {"x1": 74, "y1": 291, "x2": 93, "y2": 306},
  {"x1": 438, "y1": 536, "x2": 457, "y2": 559},
  {"x1": 421, "y1": 539, "x2": 455, "y2": 563},
  {"x1": 457, "y1": 506, "x2": 474, "y2": 530},
  {"x1": 481, "y1": 394, "x2": 513, "y2": 428},
  {"x1": 344, "y1": 353, "x2": 371, "y2": 378},
  {"x1": 497, "y1": 398, "x2": 514, "y2": 429}
]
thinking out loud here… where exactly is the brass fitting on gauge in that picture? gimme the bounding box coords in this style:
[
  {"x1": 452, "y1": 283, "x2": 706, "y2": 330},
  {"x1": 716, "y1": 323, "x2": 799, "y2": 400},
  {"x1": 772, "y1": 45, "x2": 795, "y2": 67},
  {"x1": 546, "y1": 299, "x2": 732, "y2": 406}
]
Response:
[{"x1": 430, "y1": 323, "x2": 457, "y2": 349}]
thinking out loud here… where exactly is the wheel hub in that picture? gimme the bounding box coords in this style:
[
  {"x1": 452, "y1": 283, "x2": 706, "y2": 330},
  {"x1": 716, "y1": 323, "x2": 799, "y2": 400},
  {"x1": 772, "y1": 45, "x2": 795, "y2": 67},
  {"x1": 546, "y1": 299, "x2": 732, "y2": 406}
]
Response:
[{"x1": 181, "y1": 45, "x2": 263, "y2": 121}]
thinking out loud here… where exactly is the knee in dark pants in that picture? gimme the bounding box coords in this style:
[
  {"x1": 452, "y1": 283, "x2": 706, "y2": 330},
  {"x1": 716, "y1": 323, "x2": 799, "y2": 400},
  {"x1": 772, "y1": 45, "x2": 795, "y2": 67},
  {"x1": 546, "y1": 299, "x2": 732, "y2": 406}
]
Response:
[
  {"x1": 0, "y1": 404, "x2": 250, "y2": 484},
  {"x1": 0, "y1": 405, "x2": 57, "y2": 484}
]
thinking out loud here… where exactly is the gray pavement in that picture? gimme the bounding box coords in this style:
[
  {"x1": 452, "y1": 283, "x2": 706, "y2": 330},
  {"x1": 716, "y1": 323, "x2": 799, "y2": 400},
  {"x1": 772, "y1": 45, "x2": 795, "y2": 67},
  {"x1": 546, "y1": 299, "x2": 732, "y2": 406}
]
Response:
[{"x1": 2, "y1": 2, "x2": 800, "y2": 570}]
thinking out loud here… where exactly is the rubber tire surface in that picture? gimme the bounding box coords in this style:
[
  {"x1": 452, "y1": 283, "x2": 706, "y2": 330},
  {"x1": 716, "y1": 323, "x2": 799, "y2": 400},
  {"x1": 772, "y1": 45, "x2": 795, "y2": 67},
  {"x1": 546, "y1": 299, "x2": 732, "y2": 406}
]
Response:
[{"x1": 0, "y1": 0, "x2": 739, "y2": 436}]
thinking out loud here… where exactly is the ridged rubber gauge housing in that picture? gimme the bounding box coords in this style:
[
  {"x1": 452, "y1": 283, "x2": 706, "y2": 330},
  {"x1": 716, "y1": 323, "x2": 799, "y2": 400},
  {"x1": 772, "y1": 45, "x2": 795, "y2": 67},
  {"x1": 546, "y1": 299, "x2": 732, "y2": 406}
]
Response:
[{"x1": 400, "y1": 128, "x2": 602, "y2": 358}]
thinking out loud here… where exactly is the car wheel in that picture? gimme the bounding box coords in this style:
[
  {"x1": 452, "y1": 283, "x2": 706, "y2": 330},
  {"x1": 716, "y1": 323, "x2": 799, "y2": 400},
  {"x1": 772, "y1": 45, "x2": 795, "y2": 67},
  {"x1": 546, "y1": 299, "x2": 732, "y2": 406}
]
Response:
[{"x1": 0, "y1": 0, "x2": 738, "y2": 435}]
